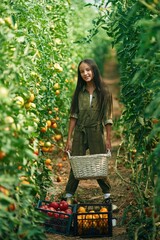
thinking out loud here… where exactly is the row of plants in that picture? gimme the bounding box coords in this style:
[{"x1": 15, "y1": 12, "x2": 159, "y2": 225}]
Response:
[
  {"x1": 0, "y1": 1, "x2": 71, "y2": 238},
  {"x1": 85, "y1": 0, "x2": 160, "y2": 239},
  {"x1": 0, "y1": 0, "x2": 111, "y2": 239}
]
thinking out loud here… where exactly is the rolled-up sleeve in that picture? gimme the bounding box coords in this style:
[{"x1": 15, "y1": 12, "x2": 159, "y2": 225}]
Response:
[
  {"x1": 103, "y1": 112, "x2": 113, "y2": 125},
  {"x1": 70, "y1": 113, "x2": 78, "y2": 119}
]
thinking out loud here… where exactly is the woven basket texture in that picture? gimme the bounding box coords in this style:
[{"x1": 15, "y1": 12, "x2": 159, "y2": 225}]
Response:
[{"x1": 69, "y1": 153, "x2": 109, "y2": 180}]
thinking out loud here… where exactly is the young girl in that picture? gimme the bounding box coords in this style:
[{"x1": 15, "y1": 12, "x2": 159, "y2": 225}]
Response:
[{"x1": 64, "y1": 59, "x2": 113, "y2": 204}]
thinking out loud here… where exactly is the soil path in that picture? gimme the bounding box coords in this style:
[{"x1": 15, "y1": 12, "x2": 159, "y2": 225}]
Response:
[{"x1": 46, "y1": 77, "x2": 132, "y2": 240}]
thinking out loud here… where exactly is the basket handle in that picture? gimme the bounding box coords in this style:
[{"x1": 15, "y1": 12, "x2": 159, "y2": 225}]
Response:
[
  {"x1": 66, "y1": 150, "x2": 71, "y2": 159},
  {"x1": 106, "y1": 149, "x2": 111, "y2": 157},
  {"x1": 66, "y1": 150, "x2": 111, "y2": 158}
]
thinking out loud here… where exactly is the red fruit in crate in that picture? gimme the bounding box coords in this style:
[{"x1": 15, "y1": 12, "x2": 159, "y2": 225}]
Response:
[
  {"x1": 59, "y1": 211, "x2": 65, "y2": 219},
  {"x1": 49, "y1": 207, "x2": 56, "y2": 211},
  {"x1": 53, "y1": 212, "x2": 59, "y2": 218},
  {"x1": 59, "y1": 200, "x2": 68, "y2": 211},
  {"x1": 40, "y1": 206, "x2": 45, "y2": 209},
  {"x1": 40, "y1": 205, "x2": 48, "y2": 210},
  {"x1": 65, "y1": 208, "x2": 72, "y2": 214},
  {"x1": 49, "y1": 201, "x2": 59, "y2": 210},
  {"x1": 47, "y1": 211, "x2": 53, "y2": 217}
]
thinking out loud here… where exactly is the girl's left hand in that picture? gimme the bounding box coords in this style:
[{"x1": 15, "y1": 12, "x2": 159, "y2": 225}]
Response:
[
  {"x1": 65, "y1": 139, "x2": 72, "y2": 152},
  {"x1": 106, "y1": 139, "x2": 111, "y2": 151}
]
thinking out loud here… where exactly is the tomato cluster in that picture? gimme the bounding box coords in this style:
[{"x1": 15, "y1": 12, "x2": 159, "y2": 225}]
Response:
[{"x1": 39, "y1": 200, "x2": 72, "y2": 219}]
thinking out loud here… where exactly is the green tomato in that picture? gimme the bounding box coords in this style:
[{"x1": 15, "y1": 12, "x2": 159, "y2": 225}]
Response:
[{"x1": 45, "y1": 141, "x2": 52, "y2": 147}]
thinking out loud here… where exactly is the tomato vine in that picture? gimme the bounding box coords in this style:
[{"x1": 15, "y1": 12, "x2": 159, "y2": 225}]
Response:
[{"x1": 85, "y1": 0, "x2": 160, "y2": 239}]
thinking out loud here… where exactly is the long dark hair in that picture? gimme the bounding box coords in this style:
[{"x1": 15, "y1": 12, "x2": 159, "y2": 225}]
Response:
[{"x1": 70, "y1": 59, "x2": 112, "y2": 120}]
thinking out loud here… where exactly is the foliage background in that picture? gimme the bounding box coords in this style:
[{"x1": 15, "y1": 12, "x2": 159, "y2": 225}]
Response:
[{"x1": 85, "y1": 0, "x2": 160, "y2": 239}]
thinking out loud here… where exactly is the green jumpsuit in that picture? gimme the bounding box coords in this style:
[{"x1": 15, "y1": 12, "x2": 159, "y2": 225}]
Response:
[{"x1": 65, "y1": 87, "x2": 113, "y2": 195}]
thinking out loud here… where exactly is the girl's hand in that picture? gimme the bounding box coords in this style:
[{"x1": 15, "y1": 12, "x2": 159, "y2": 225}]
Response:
[
  {"x1": 65, "y1": 139, "x2": 72, "y2": 152},
  {"x1": 106, "y1": 139, "x2": 111, "y2": 151}
]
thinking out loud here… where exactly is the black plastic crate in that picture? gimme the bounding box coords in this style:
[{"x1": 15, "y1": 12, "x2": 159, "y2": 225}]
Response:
[
  {"x1": 74, "y1": 203, "x2": 112, "y2": 238},
  {"x1": 36, "y1": 200, "x2": 75, "y2": 235}
]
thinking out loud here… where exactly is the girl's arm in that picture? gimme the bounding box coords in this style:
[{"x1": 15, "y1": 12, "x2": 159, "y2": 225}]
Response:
[
  {"x1": 65, "y1": 117, "x2": 77, "y2": 151},
  {"x1": 105, "y1": 123, "x2": 112, "y2": 150},
  {"x1": 104, "y1": 92, "x2": 113, "y2": 151}
]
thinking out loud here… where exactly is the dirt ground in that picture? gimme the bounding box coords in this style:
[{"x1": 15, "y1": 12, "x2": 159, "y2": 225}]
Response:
[{"x1": 45, "y1": 77, "x2": 133, "y2": 240}]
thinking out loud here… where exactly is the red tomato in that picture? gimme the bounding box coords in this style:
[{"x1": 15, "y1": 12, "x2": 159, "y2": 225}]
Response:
[
  {"x1": 40, "y1": 205, "x2": 48, "y2": 210},
  {"x1": 49, "y1": 201, "x2": 59, "y2": 210},
  {"x1": 59, "y1": 200, "x2": 68, "y2": 211},
  {"x1": 53, "y1": 212, "x2": 59, "y2": 218},
  {"x1": 47, "y1": 211, "x2": 53, "y2": 217},
  {"x1": 65, "y1": 208, "x2": 72, "y2": 214},
  {"x1": 49, "y1": 207, "x2": 56, "y2": 211},
  {"x1": 59, "y1": 211, "x2": 65, "y2": 219}
]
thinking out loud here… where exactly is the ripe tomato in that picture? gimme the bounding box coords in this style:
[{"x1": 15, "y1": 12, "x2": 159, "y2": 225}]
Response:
[
  {"x1": 40, "y1": 127, "x2": 47, "y2": 133},
  {"x1": 57, "y1": 162, "x2": 63, "y2": 168},
  {"x1": 34, "y1": 149, "x2": 39, "y2": 155},
  {"x1": 47, "y1": 165, "x2": 52, "y2": 171},
  {"x1": 47, "y1": 211, "x2": 53, "y2": 217},
  {"x1": 49, "y1": 201, "x2": 59, "y2": 210},
  {"x1": 55, "y1": 90, "x2": 60, "y2": 95},
  {"x1": 46, "y1": 120, "x2": 52, "y2": 127},
  {"x1": 59, "y1": 200, "x2": 68, "y2": 211},
  {"x1": 49, "y1": 207, "x2": 56, "y2": 211},
  {"x1": 45, "y1": 159, "x2": 52, "y2": 165},
  {"x1": 53, "y1": 212, "x2": 59, "y2": 218},
  {"x1": 152, "y1": 119, "x2": 159, "y2": 124},
  {"x1": 53, "y1": 83, "x2": 60, "y2": 90},
  {"x1": 8, "y1": 203, "x2": 16, "y2": 211},
  {"x1": 51, "y1": 122, "x2": 57, "y2": 129},
  {"x1": 28, "y1": 93, "x2": 35, "y2": 102},
  {"x1": 65, "y1": 208, "x2": 72, "y2": 214},
  {"x1": 77, "y1": 206, "x2": 86, "y2": 213},
  {"x1": 59, "y1": 211, "x2": 65, "y2": 219},
  {"x1": 41, "y1": 147, "x2": 49, "y2": 152},
  {"x1": 0, "y1": 151, "x2": 6, "y2": 160},
  {"x1": 54, "y1": 134, "x2": 62, "y2": 141},
  {"x1": 62, "y1": 156, "x2": 67, "y2": 161}
]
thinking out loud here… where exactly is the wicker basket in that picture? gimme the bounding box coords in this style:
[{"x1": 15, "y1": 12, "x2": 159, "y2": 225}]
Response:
[{"x1": 67, "y1": 151, "x2": 111, "y2": 180}]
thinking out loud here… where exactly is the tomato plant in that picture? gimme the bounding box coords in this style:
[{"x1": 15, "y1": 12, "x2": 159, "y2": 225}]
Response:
[
  {"x1": 81, "y1": 0, "x2": 160, "y2": 239},
  {"x1": 0, "y1": 0, "x2": 113, "y2": 238}
]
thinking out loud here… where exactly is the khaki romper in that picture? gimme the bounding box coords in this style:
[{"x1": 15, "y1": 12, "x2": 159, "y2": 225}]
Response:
[{"x1": 65, "y1": 87, "x2": 113, "y2": 195}]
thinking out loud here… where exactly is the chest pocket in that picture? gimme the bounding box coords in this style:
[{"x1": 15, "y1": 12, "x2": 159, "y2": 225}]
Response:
[{"x1": 78, "y1": 92, "x2": 99, "y2": 111}]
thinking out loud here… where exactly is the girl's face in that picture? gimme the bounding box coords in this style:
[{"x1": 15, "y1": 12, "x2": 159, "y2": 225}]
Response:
[{"x1": 79, "y1": 62, "x2": 94, "y2": 83}]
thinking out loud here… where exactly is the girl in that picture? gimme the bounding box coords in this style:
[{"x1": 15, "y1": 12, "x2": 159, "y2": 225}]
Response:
[{"x1": 64, "y1": 59, "x2": 113, "y2": 204}]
